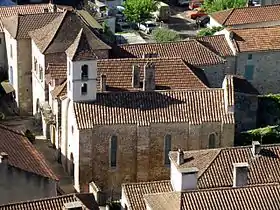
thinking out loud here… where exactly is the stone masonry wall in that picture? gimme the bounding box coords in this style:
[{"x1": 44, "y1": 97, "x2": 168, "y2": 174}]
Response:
[
  {"x1": 78, "y1": 121, "x2": 234, "y2": 199},
  {"x1": 236, "y1": 51, "x2": 280, "y2": 94},
  {"x1": 45, "y1": 53, "x2": 67, "y2": 67},
  {"x1": 17, "y1": 39, "x2": 32, "y2": 114}
]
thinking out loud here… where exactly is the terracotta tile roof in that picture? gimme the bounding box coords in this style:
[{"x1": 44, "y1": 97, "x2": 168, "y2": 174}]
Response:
[
  {"x1": 0, "y1": 193, "x2": 99, "y2": 210},
  {"x1": 97, "y1": 58, "x2": 208, "y2": 91},
  {"x1": 123, "y1": 180, "x2": 173, "y2": 210},
  {"x1": 66, "y1": 28, "x2": 97, "y2": 61},
  {"x1": 210, "y1": 4, "x2": 280, "y2": 26},
  {"x1": 169, "y1": 144, "x2": 280, "y2": 189},
  {"x1": 45, "y1": 63, "x2": 67, "y2": 83},
  {"x1": 116, "y1": 39, "x2": 225, "y2": 66},
  {"x1": 0, "y1": 4, "x2": 63, "y2": 32},
  {"x1": 144, "y1": 184, "x2": 280, "y2": 210},
  {"x1": 0, "y1": 124, "x2": 57, "y2": 180},
  {"x1": 197, "y1": 34, "x2": 234, "y2": 57},
  {"x1": 226, "y1": 75, "x2": 259, "y2": 95},
  {"x1": 73, "y1": 89, "x2": 234, "y2": 129},
  {"x1": 231, "y1": 26, "x2": 280, "y2": 52},
  {"x1": 50, "y1": 80, "x2": 67, "y2": 99},
  {"x1": 29, "y1": 11, "x2": 111, "y2": 54},
  {"x1": 1, "y1": 12, "x2": 62, "y2": 39}
]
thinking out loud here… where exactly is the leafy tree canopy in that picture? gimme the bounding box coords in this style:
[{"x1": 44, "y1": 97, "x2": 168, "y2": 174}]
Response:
[
  {"x1": 197, "y1": 26, "x2": 224, "y2": 37},
  {"x1": 152, "y1": 27, "x2": 181, "y2": 42},
  {"x1": 123, "y1": 0, "x2": 158, "y2": 23},
  {"x1": 203, "y1": 0, "x2": 247, "y2": 13}
]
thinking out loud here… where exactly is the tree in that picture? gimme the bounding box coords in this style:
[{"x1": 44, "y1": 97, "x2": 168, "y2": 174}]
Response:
[
  {"x1": 152, "y1": 27, "x2": 181, "y2": 43},
  {"x1": 197, "y1": 26, "x2": 224, "y2": 37},
  {"x1": 123, "y1": 0, "x2": 158, "y2": 24},
  {"x1": 203, "y1": 0, "x2": 247, "y2": 13}
]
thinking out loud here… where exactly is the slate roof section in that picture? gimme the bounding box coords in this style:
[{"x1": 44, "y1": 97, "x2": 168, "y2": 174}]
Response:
[
  {"x1": 210, "y1": 4, "x2": 280, "y2": 26},
  {"x1": 29, "y1": 11, "x2": 111, "y2": 54},
  {"x1": 231, "y1": 26, "x2": 280, "y2": 52},
  {"x1": 0, "y1": 193, "x2": 99, "y2": 210},
  {"x1": 122, "y1": 180, "x2": 173, "y2": 210},
  {"x1": 0, "y1": 124, "x2": 57, "y2": 180},
  {"x1": 2, "y1": 12, "x2": 62, "y2": 39},
  {"x1": 117, "y1": 39, "x2": 225, "y2": 66},
  {"x1": 66, "y1": 28, "x2": 97, "y2": 61},
  {"x1": 97, "y1": 58, "x2": 208, "y2": 91},
  {"x1": 144, "y1": 184, "x2": 280, "y2": 210},
  {"x1": 73, "y1": 89, "x2": 234, "y2": 129},
  {"x1": 196, "y1": 34, "x2": 234, "y2": 57},
  {"x1": 169, "y1": 143, "x2": 280, "y2": 189}
]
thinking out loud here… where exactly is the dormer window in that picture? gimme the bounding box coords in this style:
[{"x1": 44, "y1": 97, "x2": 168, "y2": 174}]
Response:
[
  {"x1": 81, "y1": 64, "x2": 88, "y2": 80},
  {"x1": 81, "y1": 83, "x2": 87, "y2": 95}
]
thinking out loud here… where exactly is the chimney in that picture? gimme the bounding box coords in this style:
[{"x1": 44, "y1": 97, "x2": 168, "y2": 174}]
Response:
[
  {"x1": 142, "y1": 52, "x2": 158, "y2": 58},
  {"x1": 132, "y1": 64, "x2": 140, "y2": 88},
  {"x1": 143, "y1": 62, "x2": 155, "y2": 91},
  {"x1": 100, "y1": 74, "x2": 106, "y2": 92},
  {"x1": 177, "y1": 149, "x2": 184, "y2": 165},
  {"x1": 0, "y1": 152, "x2": 8, "y2": 164},
  {"x1": 252, "y1": 141, "x2": 261, "y2": 157},
  {"x1": 51, "y1": 4, "x2": 57, "y2": 13},
  {"x1": 233, "y1": 162, "x2": 249, "y2": 187}
]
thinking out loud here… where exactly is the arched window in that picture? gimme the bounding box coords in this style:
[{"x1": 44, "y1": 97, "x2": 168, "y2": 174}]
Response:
[
  {"x1": 209, "y1": 133, "x2": 216, "y2": 149},
  {"x1": 81, "y1": 83, "x2": 87, "y2": 95},
  {"x1": 110, "y1": 136, "x2": 117, "y2": 168},
  {"x1": 164, "y1": 134, "x2": 171, "y2": 165},
  {"x1": 81, "y1": 64, "x2": 88, "y2": 80}
]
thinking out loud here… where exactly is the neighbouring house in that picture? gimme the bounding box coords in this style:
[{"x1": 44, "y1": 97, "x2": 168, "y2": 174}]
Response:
[
  {"x1": 0, "y1": 4, "x2": 61, "y2": 74},
  {"x1": 1, "y1": 7, "x2": 64, "y2": 114},
  {"x1": 121, "y1": 141, "x2": 280, "y2": 210},
  {"x1": 0, "y1": 192, "x2": 99, "y2": 210},
  {"x1": 217, "y1": 25, "x2": 280, "y2": 94},
  {"x1": 114, "y1": 35, "x2": 235, "y2": 88},
  {"x1": 209, "y1": 4, "x2": 280, "y2": 29},
  {"x1": 28, "y1": 10, "x2": 111, "y2": 137},
  {"x1": 0, "y1": 124, "x2": 58, "y2": 204},
  {"x1": 58, "y1": 41, "x2": 235, "y2": 200},
  {"x1": 223, "y1": 75, "x2": 259, "y2": 132}
]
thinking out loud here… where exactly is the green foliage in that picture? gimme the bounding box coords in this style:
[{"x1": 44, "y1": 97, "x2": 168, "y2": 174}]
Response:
[
  {"x1": 152, "y1": 27, "x2": 181, "y2": 42},
  {"x1": 102, "y1": 22, "x2": 115, "y2": 44},
  {"x1": 203, "y1": 0, "x2": 247, "y2": 13},
  {"x1": 235, "y1": 126, "x2": 280, "y2": 146},
  {"x1": 123, "y1": 0, "x2": 158, "y2": 23},
  {"x1": 197, "y1": 26, "x2": 224, "y2": 37}
]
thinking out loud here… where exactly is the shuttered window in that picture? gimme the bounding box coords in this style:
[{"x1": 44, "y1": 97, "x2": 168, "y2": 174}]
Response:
[
  {"x1": 209, "y1": 133, "x2": 216, "y2": 149},
  {"x1": 244, "y1": 65, "x2": 254, "y2": 80}
]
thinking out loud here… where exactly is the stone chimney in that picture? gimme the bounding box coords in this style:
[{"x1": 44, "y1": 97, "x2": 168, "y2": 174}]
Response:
[
  {"x1": 142, "y1": 52, "x2": 158, "y2": 58},
  {"x1": 233, "y1": 162, "x2": 249, "y2": 187},
  {"x1": 51, "y1": 4, "x2": 57, "y2": 13},
  {"x1": 132, "y1": 64, "x2": 140, "y2": 88},
  {"x1": 251, "y1": 141, "x2": 261, "y2": 157},
  {"x1": 0, "y1": 152, "x2": 8, "y2": 164},
  {"x1": 100, "y1": 74, "x2": 106, "y2": 92},
  {"x1": 177, "y1": 149, "x2": 184, "y2": 165},
  {"x1": 143, "y1": 62, "x2": 155, "y2": 91}
]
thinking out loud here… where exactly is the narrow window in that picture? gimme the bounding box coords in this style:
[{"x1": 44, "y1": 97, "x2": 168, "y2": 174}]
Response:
[
  {"x1": 68, "y1": 61, "x2": 71, "y2": 75},
  {"x1": 110, "y1": 136, "x2": 117, "y2": 168},
  {"x1": 0, "y1": 38, "x2": 2, "y2": 44},
  {"x1": 244, "y1": 65, "x2": 254, "y2": 80},
  {"x1": 81, "y1": 83, "x2": 87, "y2": 95},
  {"x1": 9, "y1": 66, "x2": 13, "y2": 85},
  {"x1": 247, "y1": 54, "x2": 252, "y2": 60},
  {"x1": 164, "y1": 134, "x2": 171, "y2": 165},
  {"x1": 81, "y1": 64, "x2": 88, "y2": 80},
  {"x1": 68, "y1": 81, "x2": 71, "y2": 91},
  {"x1": 10, "y1": 44, "x2": 12, "y2": 58},
  {"x1": 209, "y1": 133, "x2": 216, "y2": 149},
  {"x1": 39, "y1": 66, "x2": 43, "y2": 81}
]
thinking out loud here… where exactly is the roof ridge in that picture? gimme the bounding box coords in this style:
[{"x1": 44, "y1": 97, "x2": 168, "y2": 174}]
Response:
[
  {"x1": 0, "y1": 193, "x2": 77, "y2": 207},
  {"x1": 42, "y1": 10, "x2": 67, "y2": 53},
  {"x1": 222, "y1": 8, "x2": 235, "y2": 25},
  {"x1": 122, "y1": 179, "x2": 170, "y2": 187},
  {"x1": 231, "y1": 25, "x2": 280, "y2": 31},
  {"x1": 97, "y1": 57, "x2": 183, "y2": 62}
]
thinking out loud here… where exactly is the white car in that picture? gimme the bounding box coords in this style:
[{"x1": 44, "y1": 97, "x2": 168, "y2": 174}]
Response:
[{"x1": 139, "y1": 21, "x2": 157, "y2": 34}]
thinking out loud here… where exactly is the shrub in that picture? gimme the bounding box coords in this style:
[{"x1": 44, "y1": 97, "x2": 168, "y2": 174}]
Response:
[
  {"x1": 197, "y1": 26, "x2": 224, "y2": 37},
  {"x1": 152, "y1": 27, "x2": 181, "y2": 43}
]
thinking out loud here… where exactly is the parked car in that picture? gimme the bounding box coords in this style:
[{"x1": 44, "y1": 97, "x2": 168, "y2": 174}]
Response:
[
  {"x1": 177, "y1": 0, "x2": 190, "y2": 6},
  {"x1": 196, "y1": 15, "x2": 210, "y2": 27},
  {"x1": 189, "y1": 0, "x2": 204, "y2": 10},
  {"x1": 186, "y1": 7, "x2": 207, "y2": 19},
  {"x1": 139, "y1": 21, "x2": 157, "y2": 34},
  {"x1": 116, "y1": 22, "x2": 138, "y2": 32}
]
